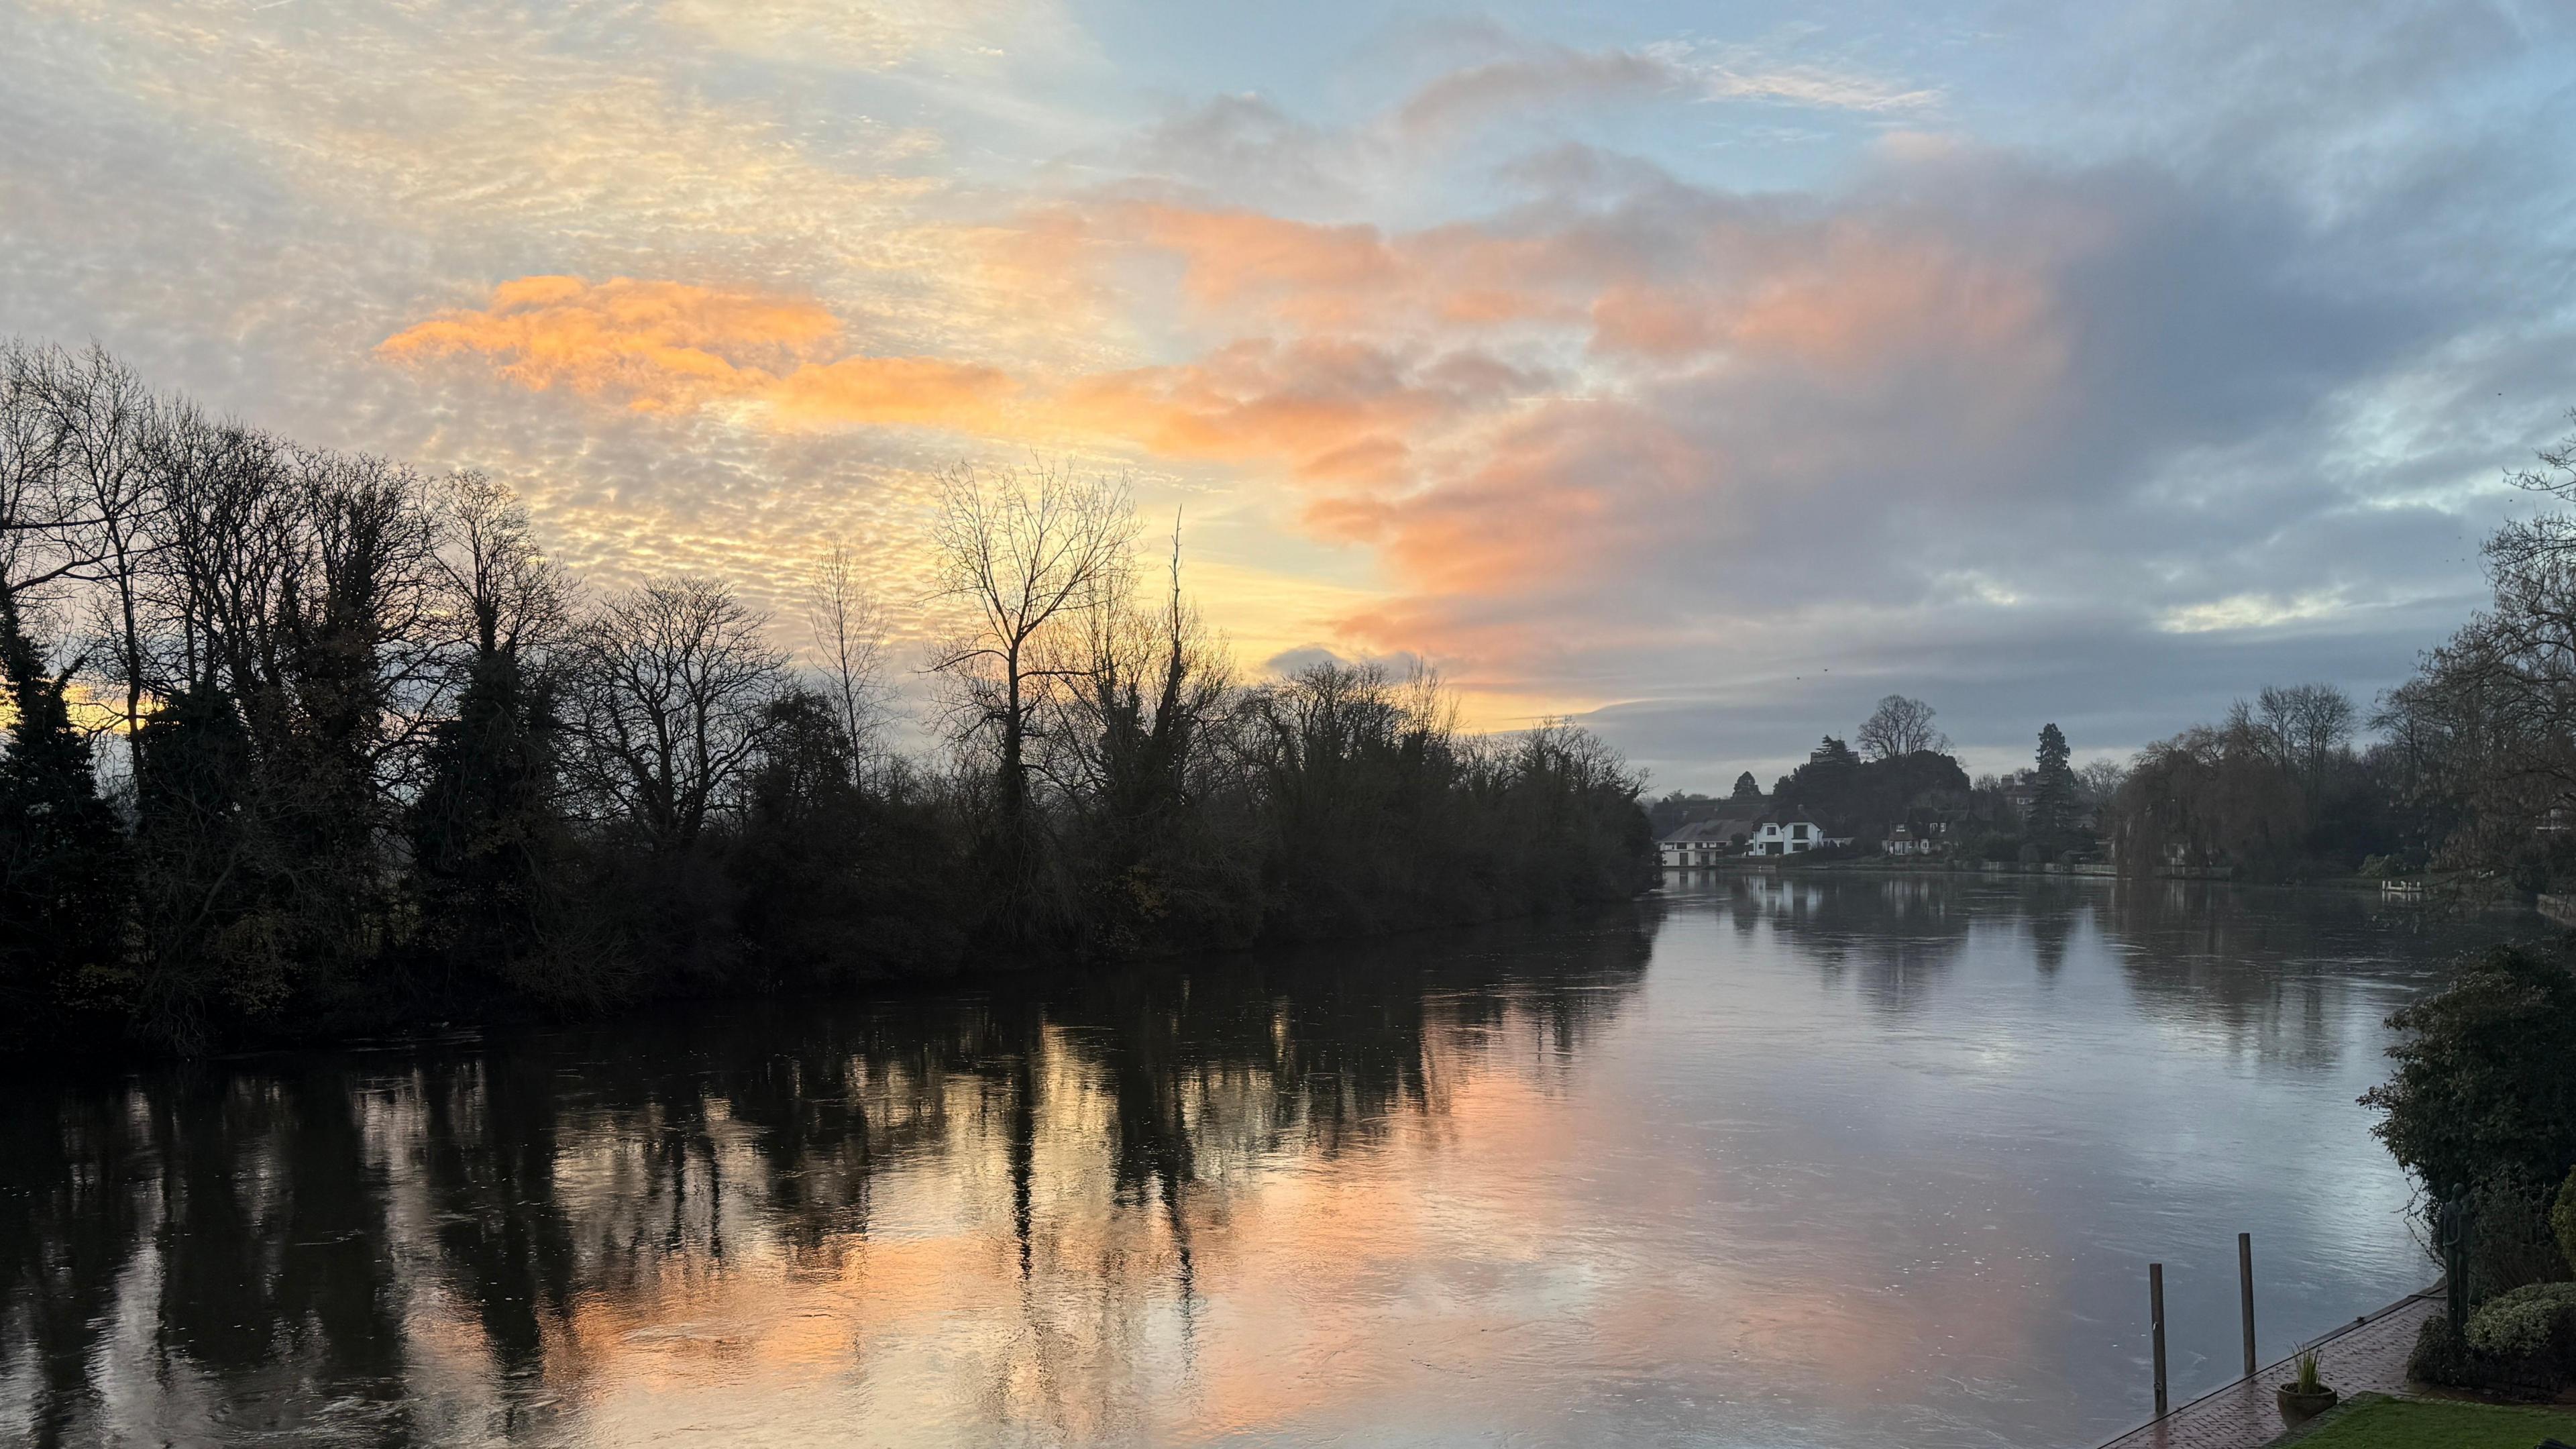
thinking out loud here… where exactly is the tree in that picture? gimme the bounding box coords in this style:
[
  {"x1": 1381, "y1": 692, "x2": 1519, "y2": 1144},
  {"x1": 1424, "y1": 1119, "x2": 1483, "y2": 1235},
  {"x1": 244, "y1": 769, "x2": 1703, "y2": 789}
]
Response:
[
  {"x1": 2243, "y1": 683, "x2": 2355, "y2": 801},
  {"x1": 1053, "y1": 520, "x2": 1238, "y2": 946},
  {"x1": 0, "y1": 580, "x2": 129, "y2": 1044},
  {"x1": 924, "y1": 461, "x2": 1134, "y2": 833},
  {"x1": 2027, "y1": 723, "x2": 2077, "y2": 842},
  {"x1": 2076, "y1": 757, "x2": 2129, "y2": 806},
  {"x1": 804, "y1": 540, "x2": 888, "y2": 772},
  {"x1": 563, "y1": 578, "x2": 787, "y2": 852},
  {"x1": 129, "y1": 681, "x2": 280, "y2": 1050},
  {"x1": 2110, "y1": 715, "x2": 2307, "y2": 875},
  {"x1": 1857, "y1": 695, "x2": 1947, "y2": 761},
  {"x1": 411, "y1": 474, "x2": 569, "y2": 985},
  {"x1": 2363, "y1": 941, "x2": 2576, "y2": 1195},
  {"x1": 34, "y1": 344, "x2": 167, "y2": 744},
  {"x1": 1729, "y1": 771, "x2": 1762, "y2": 803}
]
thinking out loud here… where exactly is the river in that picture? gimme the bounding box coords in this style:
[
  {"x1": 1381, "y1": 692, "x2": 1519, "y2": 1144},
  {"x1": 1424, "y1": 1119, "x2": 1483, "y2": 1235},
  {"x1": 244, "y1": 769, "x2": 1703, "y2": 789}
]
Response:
[{"x1": 0, "y1": 874, "x2": 2526, "y2": 1447}]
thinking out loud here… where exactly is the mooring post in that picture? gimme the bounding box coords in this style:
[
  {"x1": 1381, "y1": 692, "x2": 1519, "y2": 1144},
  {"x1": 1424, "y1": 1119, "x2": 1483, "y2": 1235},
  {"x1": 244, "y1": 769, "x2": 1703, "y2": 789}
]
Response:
[
  {"x1": 2239, "y1": 1232, "x2": 2257, "y2": 1379},
  {"x1": 2150, "y1": 1262, "x2": 2169, "y2": 1417}
]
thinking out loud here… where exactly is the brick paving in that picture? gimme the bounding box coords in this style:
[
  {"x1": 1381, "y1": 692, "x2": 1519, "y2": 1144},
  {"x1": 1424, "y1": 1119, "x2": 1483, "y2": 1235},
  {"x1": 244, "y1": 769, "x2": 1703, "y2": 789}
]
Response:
[{"x1": 2096, "y1": 1291, "x2": 2442, "y2": 1449}]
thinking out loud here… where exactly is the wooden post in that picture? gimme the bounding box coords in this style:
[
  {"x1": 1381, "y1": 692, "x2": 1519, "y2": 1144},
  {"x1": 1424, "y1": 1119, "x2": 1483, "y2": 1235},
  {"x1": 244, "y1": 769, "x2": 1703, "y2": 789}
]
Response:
[
  {"x1": 2150, "y1": 1262, "x2": 2169, "y2": 1417},
  {"x1": 2239, "y1": 1232, "x2": 2257, "y2": 1379}
]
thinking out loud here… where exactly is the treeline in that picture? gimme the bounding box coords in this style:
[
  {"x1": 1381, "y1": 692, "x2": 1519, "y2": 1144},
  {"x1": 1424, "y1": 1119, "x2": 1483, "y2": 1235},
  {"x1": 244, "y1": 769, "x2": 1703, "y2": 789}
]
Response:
[
  {"x1": 0, "y1": 342, "x2": 1653, "y2": 1057},
  {"x1": 2104, "y1": 413, "x2": 2576, "y2": 885},
  {"x1": 2102, "y1": 682, "x2": 2416, "y2": 881},
  {"x1": 1649, "y1": 696, "x2": 2096, "y2": 863}
]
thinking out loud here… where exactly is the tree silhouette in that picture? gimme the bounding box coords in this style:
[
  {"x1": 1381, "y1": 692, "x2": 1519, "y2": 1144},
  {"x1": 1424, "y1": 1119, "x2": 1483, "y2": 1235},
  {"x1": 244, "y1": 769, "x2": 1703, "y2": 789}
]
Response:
[{"x1": 2028, "y1": 722, "x2": 2077, "y2": 845}]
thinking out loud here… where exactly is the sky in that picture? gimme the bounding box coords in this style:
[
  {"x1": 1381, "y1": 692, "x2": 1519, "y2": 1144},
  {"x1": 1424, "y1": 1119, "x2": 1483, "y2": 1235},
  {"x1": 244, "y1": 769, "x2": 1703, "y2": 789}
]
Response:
[{"x1": 4, "y1": 0, "x2": 2573, "y2": 790}]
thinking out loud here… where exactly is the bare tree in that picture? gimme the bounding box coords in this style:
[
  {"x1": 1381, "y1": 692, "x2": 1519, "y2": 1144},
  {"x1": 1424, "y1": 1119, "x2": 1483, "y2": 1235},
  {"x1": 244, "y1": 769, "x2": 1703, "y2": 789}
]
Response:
[
  {"x1": 435, "y1": 470, "x2": 566, "y2": 665},
  {"x1": 924, "y1": 462, "x2": 1136, "y2": 823},
  {"x1": 2245, "y1": 682, "x2": 2355, "y2": 798},
  {"x1": 0, "y1": 343, "x2": 76, "y2": 596},
  {"x1": 563, "y1": 578, "x2": 787, "y2": 849},
  {"x1": 803, "y1": 540, "x2": 888, "y2": 764},
  {"x1": 32, "y1": 343, "x2": 167, "y2": 741},
  {"x1": 1053, "y1": 515, "x2": 1232, "y2": 812},
  {"x1": 2075, "y1": 755, "x2": 2129, "y2": 806},
  {"x1": 1856, "y1": 694, "x2": 1947, "y2": 761}
]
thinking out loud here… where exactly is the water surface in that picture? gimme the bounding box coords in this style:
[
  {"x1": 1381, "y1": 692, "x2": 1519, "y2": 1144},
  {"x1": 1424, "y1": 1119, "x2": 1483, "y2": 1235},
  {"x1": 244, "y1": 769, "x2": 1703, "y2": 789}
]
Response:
[{"x1": 0, "y1": 875, "x2": 2521, "y2": 1447}]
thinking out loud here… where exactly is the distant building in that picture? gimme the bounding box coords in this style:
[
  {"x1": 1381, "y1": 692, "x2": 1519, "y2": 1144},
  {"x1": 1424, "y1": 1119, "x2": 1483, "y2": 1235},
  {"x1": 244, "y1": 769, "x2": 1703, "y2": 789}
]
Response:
[
  {"x1": 1750, "y1": 819, "x2": 1827, "y2": 856},
  {"x1": 1659, "y1": 818, "x2": 1754, "y2": 866},
  {"x1": 1884, "y1": 813, "x2": 1960, "y2": 857},
  {"x1": 1995, "y1": 777, "x2": 2039, "y2": 820}
]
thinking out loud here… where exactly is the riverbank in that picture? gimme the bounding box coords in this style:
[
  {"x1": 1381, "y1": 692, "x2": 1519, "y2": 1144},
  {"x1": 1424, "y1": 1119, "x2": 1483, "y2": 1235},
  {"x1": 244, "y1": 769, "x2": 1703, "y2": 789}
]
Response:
[
  {"x1": 1664, "y1": 857, "x2": 2534, "y2": 902},
  {"x1": 2096, "y1": 1291, "x2": 2439, "y2": 1449}
]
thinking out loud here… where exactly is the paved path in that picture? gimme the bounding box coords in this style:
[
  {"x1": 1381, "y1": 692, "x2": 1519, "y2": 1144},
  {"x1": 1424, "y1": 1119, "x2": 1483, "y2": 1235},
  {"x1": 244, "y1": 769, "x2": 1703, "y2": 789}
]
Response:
[{"x1": 2096, "y1": 1291, "x2": 2441, "y2": 1449}]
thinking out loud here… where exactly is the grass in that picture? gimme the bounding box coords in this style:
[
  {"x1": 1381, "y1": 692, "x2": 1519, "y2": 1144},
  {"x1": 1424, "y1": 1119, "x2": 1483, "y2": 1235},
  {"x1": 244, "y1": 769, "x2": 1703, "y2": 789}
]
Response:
[{"x1": 2286, "y1": 1394, "x2": 2576, "y2": 1449}]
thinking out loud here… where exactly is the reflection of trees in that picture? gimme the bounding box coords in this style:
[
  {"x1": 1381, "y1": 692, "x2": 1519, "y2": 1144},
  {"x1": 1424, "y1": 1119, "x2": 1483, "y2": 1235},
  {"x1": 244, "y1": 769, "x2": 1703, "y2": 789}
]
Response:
[
  {"x1": 1716, "y1": 873, "x2": 1978, "y2": 1010},
  {"x1": 0, "y1": 1070, "x2": 417, "y2": 1446},
  {"x1": 2090, "y1": 880, "x2": 2493, "y2": 1068},
  {"x1": 1697, "y1": 871, "x2": 2483, "y2": 1059},
  {"x1": 0, "y1": 910, "x2": 1652, "y2": 1444},
  {"x1": 0, "y1": 1086, "x2": 151, "y2": 1449}
]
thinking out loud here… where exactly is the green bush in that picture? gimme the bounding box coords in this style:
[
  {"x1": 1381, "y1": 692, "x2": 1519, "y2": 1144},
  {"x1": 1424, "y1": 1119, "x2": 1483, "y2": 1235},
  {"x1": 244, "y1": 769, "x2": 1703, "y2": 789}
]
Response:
[
  {"x1": 2408, "y1": 1313, "x2": 2474, "y2": 1387},
  {"x1": 2362, "y1": 942, "x2": 2576, "y2": 1196},
  {"x1": 2464, "y1": 1281, "x2": 2576, "y2": 1362}
]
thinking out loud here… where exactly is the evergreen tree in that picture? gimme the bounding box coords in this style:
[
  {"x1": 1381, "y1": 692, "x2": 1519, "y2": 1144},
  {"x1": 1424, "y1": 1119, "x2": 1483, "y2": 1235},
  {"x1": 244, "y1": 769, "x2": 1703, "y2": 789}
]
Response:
[
  {"x1": 0, "y1": 582, "x2": 130, "y2": 1044},
  {"x1": 1729, "y1": 771, "x2": 1762, "y2": 803},
  {"x1": 131, "y1": 682, "x2": 285, "y2": 1049},
  {"x1": 2029, "y1": 722, "x2": 2078, "y2": 844},
  {"x1": 410, "y1": 647, "x2": 562, "y2": 992}
]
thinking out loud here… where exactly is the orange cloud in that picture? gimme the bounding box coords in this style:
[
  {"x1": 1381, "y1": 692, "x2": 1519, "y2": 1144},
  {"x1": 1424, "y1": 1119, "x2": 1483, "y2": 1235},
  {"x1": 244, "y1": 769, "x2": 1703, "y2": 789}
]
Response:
[
  {"x1": 384, "y1": 277, "x2": 1538, "y2": 484},
  {"x1": 1057, "y1": 337, "x2": 1527, "y2": 484},
  {"x1": 380, "y1": 276, "x2": 843, "y2": 411},
  {"x1": 764, "y1": 355, "x2": 1022, "y2": 431},
  {"x1": 384, "y1": 179, "x2": 2087, "y2": 689}
]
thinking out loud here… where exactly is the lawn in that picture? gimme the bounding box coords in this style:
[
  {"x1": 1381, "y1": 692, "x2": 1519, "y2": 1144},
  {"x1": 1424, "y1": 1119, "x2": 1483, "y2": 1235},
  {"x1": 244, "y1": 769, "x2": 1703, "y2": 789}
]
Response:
[{"x1": 2287, "y1": 1394, "x2": 2576, "y2": 1449}]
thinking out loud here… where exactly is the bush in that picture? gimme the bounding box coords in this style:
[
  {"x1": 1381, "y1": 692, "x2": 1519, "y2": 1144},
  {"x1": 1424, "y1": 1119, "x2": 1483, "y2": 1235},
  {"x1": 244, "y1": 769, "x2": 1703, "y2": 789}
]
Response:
[
  {"x1": 2466, "y1": 1283, "x2": 2576, "y2": 1360},
  {"x1": 2362, "y1": 942, "x2": 2576, "y2": 1196},
  {"x1": 2408, "y1": 1313, "x2": 2474, "y2": 1387},
  {"x1": 2414, "y1": 1286, "x2": 2576, "y2": 1395},
  {"x1": 2458, "y1": 1176, "x2": 2576, "y2": 1301},
  {"x1": 2464, "y1": 1282, "x2": 2576, "y2": 1397}
]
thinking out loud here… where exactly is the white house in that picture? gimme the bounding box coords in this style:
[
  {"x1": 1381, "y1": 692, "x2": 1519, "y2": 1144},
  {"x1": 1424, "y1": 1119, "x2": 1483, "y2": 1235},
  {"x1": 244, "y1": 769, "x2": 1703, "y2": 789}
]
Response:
[{"x1": 1750, "y1": 819, "x2": 1827, "y2": 856}]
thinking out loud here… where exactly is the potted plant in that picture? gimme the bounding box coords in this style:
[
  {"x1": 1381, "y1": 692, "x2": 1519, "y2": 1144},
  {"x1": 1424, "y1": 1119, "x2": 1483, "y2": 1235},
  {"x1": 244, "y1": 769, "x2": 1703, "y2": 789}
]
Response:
[{"x1": 2276, "y1": 1347, "x2": 2338, "y2": 1425}]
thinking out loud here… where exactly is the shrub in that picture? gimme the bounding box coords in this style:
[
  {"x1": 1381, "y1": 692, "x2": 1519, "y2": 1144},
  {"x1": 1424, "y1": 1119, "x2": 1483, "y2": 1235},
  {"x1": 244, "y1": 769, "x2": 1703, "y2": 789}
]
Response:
[
  {"x1": 2464, "y1": 1281, "x2": 2576, "y2": 1362},
  {"x1": 2408, "y1": 1314, "x2": 2474, "y2": 1387},
  {"x1": 2362, "y1": 942, "x2": 2576, "y2": 1196},
  {"x1": 2457, "y1": 1176, "x2": 2576, "y2": 1301}
]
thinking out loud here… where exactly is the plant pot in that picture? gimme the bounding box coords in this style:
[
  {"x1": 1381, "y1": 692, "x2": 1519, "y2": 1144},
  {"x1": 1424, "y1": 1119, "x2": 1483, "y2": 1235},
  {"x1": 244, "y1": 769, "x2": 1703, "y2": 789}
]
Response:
[{"x1": 2275, "y1": 1385, "x2": 2339, "y2": 1425}]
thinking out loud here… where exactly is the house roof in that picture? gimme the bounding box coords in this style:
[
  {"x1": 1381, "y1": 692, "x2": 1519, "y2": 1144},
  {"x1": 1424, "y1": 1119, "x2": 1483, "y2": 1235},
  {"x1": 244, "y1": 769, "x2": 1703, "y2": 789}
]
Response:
[{"x1": 1660, "y1": 817, "x2": 1756, "y2": 845}]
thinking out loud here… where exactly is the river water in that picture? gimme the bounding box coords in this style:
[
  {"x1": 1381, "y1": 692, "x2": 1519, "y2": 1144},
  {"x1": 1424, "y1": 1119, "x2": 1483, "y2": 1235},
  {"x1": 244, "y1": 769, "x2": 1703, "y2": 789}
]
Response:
[{"x1": 0, "y1": 875, "x2": 2526, "y2": 1448}]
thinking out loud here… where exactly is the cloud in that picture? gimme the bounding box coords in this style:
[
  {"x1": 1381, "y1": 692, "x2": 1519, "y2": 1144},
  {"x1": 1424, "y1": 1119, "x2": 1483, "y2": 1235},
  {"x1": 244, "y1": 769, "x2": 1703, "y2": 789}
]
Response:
[
  {"x1": 655, "y1": 0, "x2": 1083, "y2": 72},
  {"x1": 379, "y1": 275, "x2": 1521, "y2": 466},
  {"x1": 13, "y1": 0, "x2": 2576, "y2": 780},
  {"x1": 2155, "y1": 590, "x2": 2351, "y2": 635},
  {"x1": 378, "y1": 125, "x2": 2522, "y2": 743},
  {"x1": 1392, "y1": 40, "x2": 1941, "y2": 143},
  {"x1": 379, "y1": 277, "x2": 845, "y2": 410}
]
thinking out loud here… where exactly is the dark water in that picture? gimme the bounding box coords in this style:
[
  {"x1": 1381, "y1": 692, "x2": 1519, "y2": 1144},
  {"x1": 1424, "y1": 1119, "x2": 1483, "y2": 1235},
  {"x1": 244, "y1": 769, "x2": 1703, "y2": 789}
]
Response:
[{"x1": 0, "y1": 875, "x2": 2525, "y2": 1448}]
